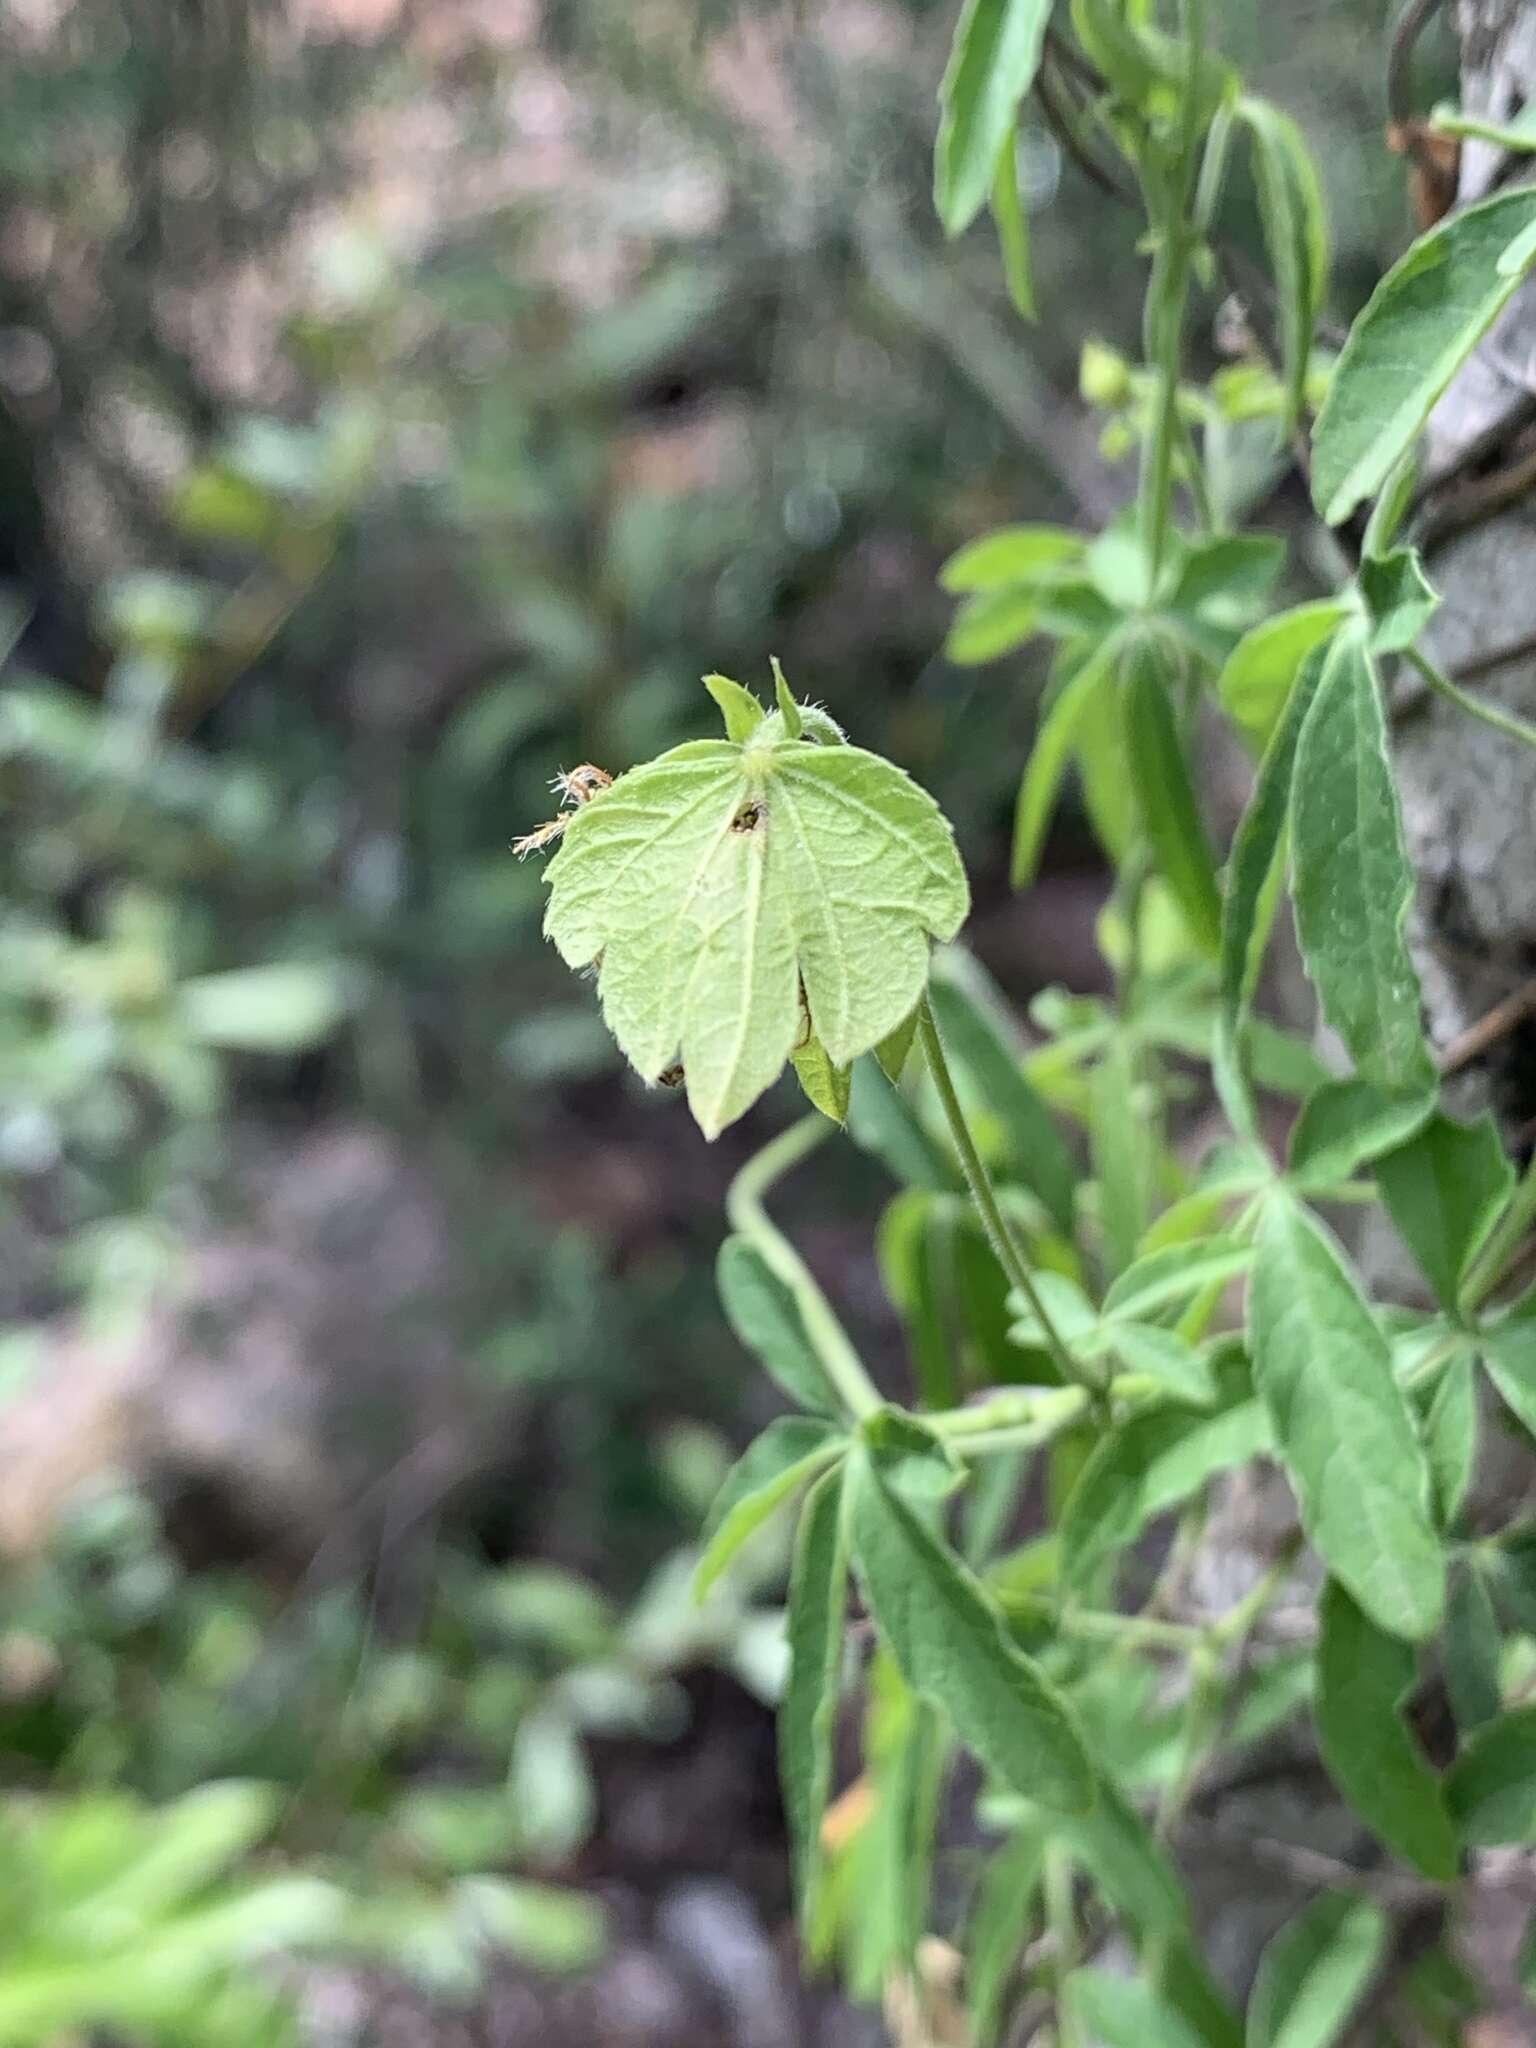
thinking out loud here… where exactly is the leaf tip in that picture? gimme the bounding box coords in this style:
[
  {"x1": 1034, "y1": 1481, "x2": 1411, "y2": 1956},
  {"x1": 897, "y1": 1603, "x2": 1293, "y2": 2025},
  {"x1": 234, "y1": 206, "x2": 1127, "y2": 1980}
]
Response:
[
  {"x1": 703, "y1": 671, "x2": 766, "y2": 743},
  {"x1": 771, "y1": 657, "x2": 804, "y2": 737}
]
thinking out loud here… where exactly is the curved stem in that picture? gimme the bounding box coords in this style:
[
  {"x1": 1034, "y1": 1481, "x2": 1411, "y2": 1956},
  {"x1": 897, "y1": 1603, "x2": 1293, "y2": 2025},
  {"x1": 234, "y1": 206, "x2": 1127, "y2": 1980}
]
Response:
[
  {"x1": 1462, "y1": 1152, "x2": 1536, "y2": 1313},
  {"x1": 1406, "y1": 645, "x2": 1536, "y2": 752},
  {"x1": 725, "y1": 1114, "x2": 882, "y2": 1419},
  {"x1": 916, "y1": 996, "x2": 1099, "y2": 1397}
]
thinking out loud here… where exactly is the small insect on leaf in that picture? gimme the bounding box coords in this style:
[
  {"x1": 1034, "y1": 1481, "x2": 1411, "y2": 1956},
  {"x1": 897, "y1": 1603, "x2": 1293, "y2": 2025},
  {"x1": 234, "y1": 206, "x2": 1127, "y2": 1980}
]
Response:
[{"x1": 534, "y1": 673, "x2": 968, "y2": 1139}]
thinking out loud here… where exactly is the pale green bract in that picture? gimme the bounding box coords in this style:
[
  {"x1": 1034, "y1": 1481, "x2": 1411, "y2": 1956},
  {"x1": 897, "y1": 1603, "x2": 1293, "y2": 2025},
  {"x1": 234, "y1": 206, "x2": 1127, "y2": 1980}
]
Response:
[{"x1": 540, "y1": 679, "x2": 969, "y2": 1138}]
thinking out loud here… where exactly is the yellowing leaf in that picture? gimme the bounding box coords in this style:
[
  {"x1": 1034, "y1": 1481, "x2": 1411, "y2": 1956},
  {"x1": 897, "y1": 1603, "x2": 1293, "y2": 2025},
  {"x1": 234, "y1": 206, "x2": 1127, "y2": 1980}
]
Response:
[{"x1": 542, "y1": 682, "x2": 968, "y2": 1138}]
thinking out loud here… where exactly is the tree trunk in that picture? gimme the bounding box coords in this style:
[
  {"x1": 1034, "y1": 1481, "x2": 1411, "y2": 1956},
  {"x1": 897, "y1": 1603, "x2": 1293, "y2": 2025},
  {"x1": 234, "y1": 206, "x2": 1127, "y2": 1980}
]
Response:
[{"x1": 1406, "y1": 0, "x2": 1536, "y2": 1135}]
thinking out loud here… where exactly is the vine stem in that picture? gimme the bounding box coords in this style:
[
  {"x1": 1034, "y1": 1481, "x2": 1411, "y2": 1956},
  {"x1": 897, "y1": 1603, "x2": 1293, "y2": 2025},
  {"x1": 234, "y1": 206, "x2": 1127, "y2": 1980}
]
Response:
[
  {"x1": 725, "y1": 1113, "x2": 883, "y2": 1419},
  {"x1": 915, "y1": 995, "x2": 1100, "y2": 1398},
  {"x1": 1044, "y1": 1843, "x2": 1083, "y2": 2048},
  {"x1": 1405, "y1": 645, "x2": 1536, "y2": 752},
  {"x1": 1137, "y1": 0, "x2": 1206, "y2": 581},
  {"x1": 1462, "y1": 1151, "x2": 1536, "y2": 1313}
]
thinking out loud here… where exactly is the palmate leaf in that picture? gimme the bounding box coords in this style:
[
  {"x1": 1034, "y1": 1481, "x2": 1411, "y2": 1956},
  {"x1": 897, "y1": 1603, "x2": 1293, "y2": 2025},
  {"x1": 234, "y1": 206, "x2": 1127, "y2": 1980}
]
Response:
[{"x1": 542, "y1": 679, "x2": 968, "y2": 1138}]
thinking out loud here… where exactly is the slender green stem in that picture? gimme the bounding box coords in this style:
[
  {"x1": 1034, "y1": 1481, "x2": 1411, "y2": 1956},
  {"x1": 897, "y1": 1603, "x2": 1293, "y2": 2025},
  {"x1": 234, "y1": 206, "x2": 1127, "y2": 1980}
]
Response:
[
  {"x1": 1137, "y1": 0, "x2": 1206, "y2": 581},
  {"x1": 1059, "y1": 1605, "x2": 1204, "y2": 1652},
  {"x1": 1139, "y1": 245, "x2": 1188, "y2": 583},
  {"x1": 1462, "y1": 1151, "x2": 1536, "y2": 1313},
  {"x1": 1044, "y1": 1844, "x2": 1082, "y2": 2048},
  {"x1": 1407, "y1": 646, "x2": 1536, "y2": 753},
  {"x1": 933, "y1": 1386, "x2": 1086, "y2": 1441},
  {"x1": 916, "y1": 996, "x2": 1098, "y2": 1397},
  {"x1": 1208, "y1": 1535, "x2": 1303, "y2": 1647},
  {"x1": 1157, "y1": 1640, "x2": 1224, "y2": 1840},
  {"x1": 725, "y1": 1114, "x2": 883, "y2": 1419}
]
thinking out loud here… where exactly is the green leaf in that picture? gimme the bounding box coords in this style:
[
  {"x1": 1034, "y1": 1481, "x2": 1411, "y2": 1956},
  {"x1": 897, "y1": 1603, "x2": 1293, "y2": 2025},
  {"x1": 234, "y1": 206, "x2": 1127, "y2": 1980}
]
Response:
[
  {"x1": 780, "y1": 1468, "x2": 850, "y2": 1931},
  {"x1": 860, "y1": 1405, "x2": 967, "y2": 1508},
  {"x1": 1356, "y1": 548, "x2": 1441, "y2": 654},
  {"x1": 965, "y1": 1826, "x2": 1044, "y2": 2048},
  {"x1": 1069, "y1": 0, "x2": 1206, "y2": 113},
  {"x1": 1122, "y1": 639, "x2": 1222, "y2": 957},
  {"x1": 1092, "y1": 1033, "x2": 1155, "y2": 1276},
  {"x1": 180, "y1": 963, "x2": 352, "y2": 1052},
  {"x1": 1250, "y1": 1194, "x2": 1443, "y2": 1639},
  {"x1": 1361, "y1": 457, "x2": 1420, "y2": 564},
  {"x1": 1061, "y1": 1400, "x2": 1272, "y2": 1590},
  {"x1": 1216, "y1": 636, "x2": 1329, "y2": 1133},
  {"x1": 941, "y1": 526, "x2": 1086, "y2": 592},
  {"x1": 1479, "y1": 1307, "x2": 1536, "y2": 1439},
  {"x1": 934, "y1": 0, "x2": 1053, "y2": 237},
  {"x1": 1065, "y1": 1969, "x2": 1206, "y2": 2048},
  {"x1": 1102, "y1": 1238, "x2": 1255, "y2": 1322},
  {"x1": 694, "y1": 1418, "x2": 844, "y2": 1597},
  {"x1": 926, "y1": 972, "x2": 1076, "y2": 1234},
  {"x1": 1055, "y1": 1774, "x2": 1190, "y2": 1934},
  {"x1": 1167, "y1": 533, "x2": 1286, "y2": 619},
  {"x1": 848, "y1": 1053, "x2": 958, "y2": 1191},
  {"x1": 1311, "y1": 185, "x2": 1536, "y2": 525},
  {"x1": 1216, "y1": 600, "x2": 1349, "y2": 747},
  {"x1": 991, "y1": 133, "x2": 1036, "y2": 321},
  {"x1": 1287, "y1": 1076, "x2": 1435, "y2": 1188},
  {"x1": 946, "y1": 588, "x2": 1044, "y2": 664},
  {"x1": 703, "y1": 672, "x2": 766, "y2": 742},
  {"x1": 1114, "y1": 1327, "x2": 1220, "y2": 1409},
  {"x1": 84, "y1": 1782, "x2": 280, "y2": 1920},
  {"x1": 773, "y1": 659, "x2": 803, "y2": 734},
  {"x1": 1445, "y1": 1560, "x2": 1503, "y2": 1733},
  {"x1": 1073, "y1": 657, "x2": 1138, "y2": 863},
  {"x1": 1315, "y1": 1580, "x2": 1457, "y2": 1877},
  {"x1": 848, "y1": 1686, "x2": 946, "y2": 1991},
  {"x1": 1376, "y1": 1111, "x2": 1514, "y2": 1308},
  {"x1": 848, "y1": 1441, "x2": 1094, "y2": 1813},
  {"x1": 876, "y1": 1005, "x2": 921, "y2": 1083},
  {"x1": 1238, "y1": 97, "x2": 1330, "y2": 434},
  {"x1": 1164, "y1": 1943, "x2": 1245, "y2": 2048},
  {"x1": 1247, "y1": 1891, "x2": 1388, "y2": 2048},
  {"x1": 543, "y1": 689, "x2": 969, "y2": 1138},
  {"x1": 791, "y1": 1030, "x2": 852, "y2": 1125},
  {"x1": 716, "y1": 1235, "x2": 841, "y2": 1416},
  {"x1": 457, "y1": 1876, "x2": 606, "y2": 1973},
  {"x1": 1012, "y1": 636, "x2": 1119, "y2": 889},
  {"x1": 878, "y1": 1192, "x2": 963, "y2": 1410},
  {"x1": 1104, "y1": 1323, "x2": 1216, "y2": 1406},
  {"x1": 1290, "y1": 629, "x2": 1435, "y2": 1097},
  {"x1": 1446, "y1": 1705, "x2": 1536, "y2": 1846},
  {"x1": 1422, "y1": 1352, "x2": 1478, "y2": 1530}
]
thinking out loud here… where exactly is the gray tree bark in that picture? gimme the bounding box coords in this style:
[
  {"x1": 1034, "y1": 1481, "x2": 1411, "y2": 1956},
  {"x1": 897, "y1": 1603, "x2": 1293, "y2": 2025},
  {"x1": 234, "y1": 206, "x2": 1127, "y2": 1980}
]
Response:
[{"x1": 1405, "y1": 0, "x2": 1536, "y2": 1127}]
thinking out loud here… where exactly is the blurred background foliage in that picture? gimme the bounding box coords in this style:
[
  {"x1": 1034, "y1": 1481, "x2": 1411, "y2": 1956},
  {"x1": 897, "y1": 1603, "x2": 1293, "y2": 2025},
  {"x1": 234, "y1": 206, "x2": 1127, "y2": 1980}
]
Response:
[{"x1": 0, "y1": 0, "x2": 1454, "y2": 2040}]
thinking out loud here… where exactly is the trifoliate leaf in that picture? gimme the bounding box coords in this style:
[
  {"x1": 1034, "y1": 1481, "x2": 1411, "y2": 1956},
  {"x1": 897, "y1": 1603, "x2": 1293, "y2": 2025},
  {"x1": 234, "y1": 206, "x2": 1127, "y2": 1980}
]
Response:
[{"x1": 541, "y1": 680, "x2": 968, "y2": 1138}]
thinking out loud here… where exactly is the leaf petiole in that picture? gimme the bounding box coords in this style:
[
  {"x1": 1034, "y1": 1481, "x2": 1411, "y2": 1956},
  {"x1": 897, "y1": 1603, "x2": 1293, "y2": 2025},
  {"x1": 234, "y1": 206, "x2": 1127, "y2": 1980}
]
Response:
[
  {"x1": 916, "y1": 994, "x2": 1102, "y2": 1399},
  {"x1": 1405, "y1": 645, "x2": 1536, "y2": 753},
  {"x1": 725, "y1": 1115, "x2": 884, "y2": 1419}
]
